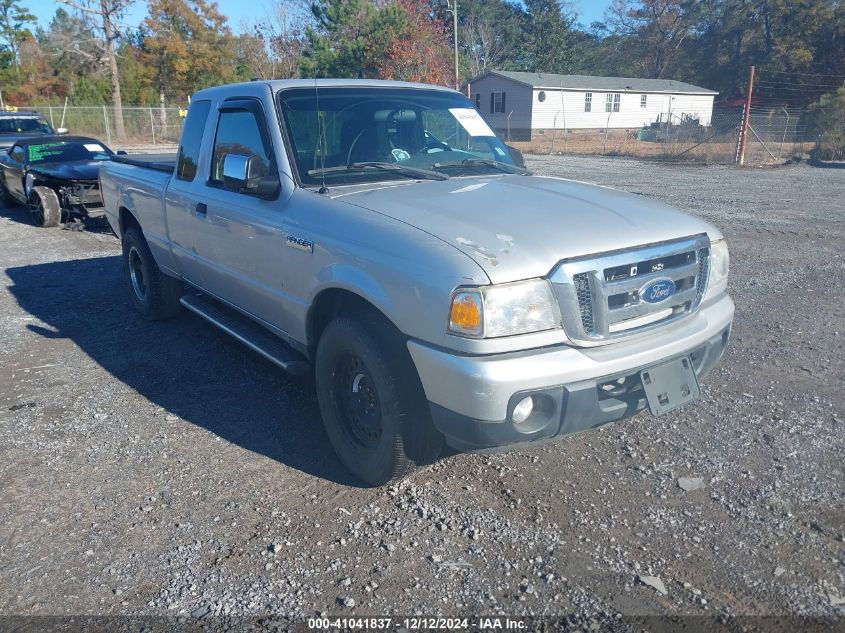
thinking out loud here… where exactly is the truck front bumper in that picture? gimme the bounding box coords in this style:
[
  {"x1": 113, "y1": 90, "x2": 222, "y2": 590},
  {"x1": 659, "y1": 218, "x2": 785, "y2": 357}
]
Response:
[{"x1": 407, "y1": 294, "x2": 734, "y2": 452}]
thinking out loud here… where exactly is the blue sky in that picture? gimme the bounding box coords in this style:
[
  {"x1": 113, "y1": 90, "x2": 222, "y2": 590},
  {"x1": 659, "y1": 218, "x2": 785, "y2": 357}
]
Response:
[{"x1": 29, "y1": 0, "x2": 612, "y2": 32}]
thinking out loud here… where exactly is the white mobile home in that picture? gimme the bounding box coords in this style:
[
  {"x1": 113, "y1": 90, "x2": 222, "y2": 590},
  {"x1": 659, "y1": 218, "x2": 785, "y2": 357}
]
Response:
[{"x1": 468, "y1": 70, "x2": 718, "y2": 141}]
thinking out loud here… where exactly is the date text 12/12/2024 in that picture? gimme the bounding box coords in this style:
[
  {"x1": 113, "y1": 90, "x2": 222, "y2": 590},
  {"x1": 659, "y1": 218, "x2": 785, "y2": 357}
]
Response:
[{"x1": 307, "y1": 617, "x2": 528, "y2": 630}]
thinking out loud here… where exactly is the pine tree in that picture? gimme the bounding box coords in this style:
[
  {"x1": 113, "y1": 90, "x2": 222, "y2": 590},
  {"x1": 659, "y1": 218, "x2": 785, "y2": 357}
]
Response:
[{"x1": 0, "y1": 0, "x2": 36, "y2": 76}]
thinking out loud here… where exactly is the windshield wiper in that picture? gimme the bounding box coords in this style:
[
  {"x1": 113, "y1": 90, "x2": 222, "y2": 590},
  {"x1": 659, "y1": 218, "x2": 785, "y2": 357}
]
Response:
[
  {"x1": 432, "y1": 158, "x2": 531, "y2": 175},
  {"x1": 308, "y1": 161, "x2": 449, "y2": 181}
]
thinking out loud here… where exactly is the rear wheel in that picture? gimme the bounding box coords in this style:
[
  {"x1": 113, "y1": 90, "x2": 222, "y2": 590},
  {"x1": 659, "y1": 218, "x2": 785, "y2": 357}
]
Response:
[
  {"x1": 121, "y1": 226, "x2": 182, "y2": 320},
  {"x1": 30, "y1": 186, "x2": 61, "y2": 227},
  {"x1": 315, "y1": 312, "x2": 443, "y2": 486}
]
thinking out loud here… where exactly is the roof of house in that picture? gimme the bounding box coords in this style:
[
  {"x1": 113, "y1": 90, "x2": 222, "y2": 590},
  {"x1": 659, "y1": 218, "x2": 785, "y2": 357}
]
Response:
[{"x1": 473, "y1": 70, "x2": 718, "y2": 95}]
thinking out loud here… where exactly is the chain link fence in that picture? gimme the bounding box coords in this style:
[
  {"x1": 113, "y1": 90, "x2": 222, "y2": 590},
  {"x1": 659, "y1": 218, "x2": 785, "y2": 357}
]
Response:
[
  {"x1": 25, "y1": 105, "x2": 185, "y2": 148},
  {"x1": 512, "y1": 104, "x2": 817, "y2": 165},
  {"x1": 741, "y1": 105, "x2": 817, "y2": 164}
]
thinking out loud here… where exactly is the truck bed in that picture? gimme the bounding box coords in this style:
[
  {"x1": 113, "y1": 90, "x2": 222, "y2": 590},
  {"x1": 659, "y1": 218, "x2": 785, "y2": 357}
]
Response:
[
  {"x1": 100, "y1": 155, "x2": 174, "y2": 271},
  {"x1": 111, "y1": 153, "x2": 176, "y2": 173}
]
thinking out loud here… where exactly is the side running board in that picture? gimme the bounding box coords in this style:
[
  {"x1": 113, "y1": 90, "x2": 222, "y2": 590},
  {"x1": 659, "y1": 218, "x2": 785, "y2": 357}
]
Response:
[{"x1": 180, "y1": 294, "x2": 310, "y2": 376}]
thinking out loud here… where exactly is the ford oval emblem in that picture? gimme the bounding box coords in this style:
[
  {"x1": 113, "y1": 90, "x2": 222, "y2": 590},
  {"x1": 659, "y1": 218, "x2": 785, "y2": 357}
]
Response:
[{"x1": 640, "y1": 278, "x2": 676, "y2": 304}]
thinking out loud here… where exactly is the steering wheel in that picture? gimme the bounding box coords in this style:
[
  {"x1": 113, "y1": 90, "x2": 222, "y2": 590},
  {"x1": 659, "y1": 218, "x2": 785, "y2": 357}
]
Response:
[{"x1": 346, "y1": 128, "x2": 369, "y2": 165}]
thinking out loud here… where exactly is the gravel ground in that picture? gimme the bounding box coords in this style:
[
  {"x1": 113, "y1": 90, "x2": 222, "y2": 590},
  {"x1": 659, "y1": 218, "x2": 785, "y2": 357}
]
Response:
[{"x1": 0, "y1": 155, "x2": 843, "y2": 630}]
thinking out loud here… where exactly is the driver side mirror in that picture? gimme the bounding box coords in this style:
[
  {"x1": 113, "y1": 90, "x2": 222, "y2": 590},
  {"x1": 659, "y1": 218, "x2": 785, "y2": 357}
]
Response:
[
  {"x1": 56, "y1": 127, "x2": 69, "y2": 135},
  {"x1": 222, "y1": 153, "x2": 279, "y2": 199},
  {"x1": 507, "y1": 145, "x2": 526, "y2": 169}
]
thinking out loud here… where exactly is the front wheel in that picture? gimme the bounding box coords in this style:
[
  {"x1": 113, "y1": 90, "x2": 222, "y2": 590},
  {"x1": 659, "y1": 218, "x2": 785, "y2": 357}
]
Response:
[
  {"x1": 315, "y1": 314, "x2": 443, "y2": 486},
  {"x1": 121, "y1": 226, "x2": 182, "y2": 320},
  {"x1": 30, "y1": 186, "x2": 61, "y2": 227}
]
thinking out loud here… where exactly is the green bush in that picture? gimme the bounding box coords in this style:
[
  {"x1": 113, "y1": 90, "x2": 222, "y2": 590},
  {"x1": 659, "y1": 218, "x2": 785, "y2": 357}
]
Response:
[{"x1": 809, "y1": 88, "x2": 845, "y2": 161}]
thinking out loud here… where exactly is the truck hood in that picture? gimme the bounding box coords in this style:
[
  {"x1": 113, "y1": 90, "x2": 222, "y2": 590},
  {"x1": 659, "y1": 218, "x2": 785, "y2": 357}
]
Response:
[{"x1": 333, "y1": 174, "x2": 720, "y2": 283}]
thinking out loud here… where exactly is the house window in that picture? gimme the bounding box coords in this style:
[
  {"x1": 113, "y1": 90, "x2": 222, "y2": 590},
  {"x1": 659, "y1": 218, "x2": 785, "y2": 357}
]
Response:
[
  {"x1": 538, "y1": 91, "x2": 546, "y2": 102},
  {"x1": 606, "y1": 93, "x2": 620, "y2": 112},
  {"x1": 475, "y1": 93, "x2": 481, "y2": 109},
  {"x1": 491, "y1": 91, "x2": 506, "y2": 113},
  {"x1": 640, "y1": 94, "x2": 647, "y2": 108},
  {"x1": 584, "y1": 92, "x2": 592, "y2": 112}
]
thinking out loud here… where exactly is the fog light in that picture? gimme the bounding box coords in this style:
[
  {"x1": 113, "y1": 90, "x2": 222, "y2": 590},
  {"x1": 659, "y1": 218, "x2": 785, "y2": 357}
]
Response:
[{"x1": 512, "y1": 396, "x2": 534, "y2": 423}]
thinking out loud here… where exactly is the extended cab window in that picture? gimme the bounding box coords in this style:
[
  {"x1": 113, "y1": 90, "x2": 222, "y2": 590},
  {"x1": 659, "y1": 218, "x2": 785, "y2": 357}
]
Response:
[
  {"x1": 210, "y1": 109, "x2": 272, "y2": 186},
  {"x1": 176, "y1": 100, "x2": 211, "y2": 181}
]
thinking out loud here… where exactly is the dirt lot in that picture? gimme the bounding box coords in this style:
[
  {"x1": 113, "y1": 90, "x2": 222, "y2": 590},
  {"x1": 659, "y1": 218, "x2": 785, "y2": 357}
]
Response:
[{"x1": 0, "y1": 155, "x2": 843, "y2": 630}]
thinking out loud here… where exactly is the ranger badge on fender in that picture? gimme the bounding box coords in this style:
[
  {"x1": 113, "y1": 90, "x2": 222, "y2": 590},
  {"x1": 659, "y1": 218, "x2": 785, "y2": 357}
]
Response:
[{"x1": 286, "y1": 234, "x2": 314, "y2": 253}]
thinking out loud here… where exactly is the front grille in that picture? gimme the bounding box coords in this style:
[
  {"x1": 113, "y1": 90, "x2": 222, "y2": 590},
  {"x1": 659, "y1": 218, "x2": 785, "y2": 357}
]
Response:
[
  {"x1": 695, "y1": 247, "x2": 710, "y2": 305},
  {"x1": 573, "y1": 272, "x2": 595, "y2": 334},
  {"x1": 604, "y1": 251, "x2": 693, "y2": 282},
  {"x1": 551, "y1": 235, "x2": 711, "y2": 344}
]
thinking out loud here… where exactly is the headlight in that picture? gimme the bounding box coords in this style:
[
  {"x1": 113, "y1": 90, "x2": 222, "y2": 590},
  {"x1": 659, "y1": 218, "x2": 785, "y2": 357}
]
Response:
[
  {"x1": 703, "y1": 238, "x2": 729, "y2": 301},
  {"x1": 449, "y1": 279, "x2": 561, "y2": 338}
]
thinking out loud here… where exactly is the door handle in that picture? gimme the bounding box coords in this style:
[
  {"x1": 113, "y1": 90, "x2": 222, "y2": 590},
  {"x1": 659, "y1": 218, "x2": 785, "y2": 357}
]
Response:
[{"x1": 195, "y1": 202, "x2": 207, "y2": 216}]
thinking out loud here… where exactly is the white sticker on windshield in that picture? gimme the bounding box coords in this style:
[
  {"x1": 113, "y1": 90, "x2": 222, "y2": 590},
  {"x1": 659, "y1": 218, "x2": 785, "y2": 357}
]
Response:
[
  {"x1": 84, "y1": 143, "x2": 105, "y2": 153},
  {"x1": 449, "y1": 108, "x2": 495, "y2": 137}
]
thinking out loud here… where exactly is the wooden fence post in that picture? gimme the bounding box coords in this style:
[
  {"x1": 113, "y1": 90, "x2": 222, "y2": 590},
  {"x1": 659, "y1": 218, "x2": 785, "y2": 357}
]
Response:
[{"x1": 736, "y1": 65, "x2": 755, "y2": 166}]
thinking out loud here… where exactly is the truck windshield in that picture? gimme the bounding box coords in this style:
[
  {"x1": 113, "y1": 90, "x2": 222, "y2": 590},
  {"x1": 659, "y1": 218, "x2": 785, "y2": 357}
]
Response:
[
  {"x1": 0, "y1": 117, "x2": 54, "y2": 135},
  {"x1": 278, "y1": 86, "x2": 517, "y2": 187}
]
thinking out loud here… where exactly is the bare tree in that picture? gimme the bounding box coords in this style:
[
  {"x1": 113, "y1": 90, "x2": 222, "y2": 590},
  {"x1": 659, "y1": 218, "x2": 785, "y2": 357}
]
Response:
[
  {"x1": 236, "y1": 24, "x2": 272, "y2": 80},
  {"x1": 607, "y1": 0, "x2": 693, "y2": 78},
  {"x1": 462, "y1": 11, "x2": 503, "y2": 79},
  {"x1": 60, "y1": 0, "x2": 132, "y2": 139},
  {"x1": 250, "y1": 0, "x2": 310, "y2": 79},
  {"x1": 43, "y1": 10, "x2": 102, "y2": 68}
]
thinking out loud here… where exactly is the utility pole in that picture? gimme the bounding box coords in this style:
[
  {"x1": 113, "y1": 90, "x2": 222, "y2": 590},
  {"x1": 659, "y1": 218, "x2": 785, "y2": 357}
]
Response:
[
  {"x1": 440, "y1": 0, "x2": 459, "y2": 90},
  {"x1": 453, "y1": 0, "x2": 458, "y2": 91},
  {"x1": 736, "y1": 65, "x2": 755, "y2": 166}
]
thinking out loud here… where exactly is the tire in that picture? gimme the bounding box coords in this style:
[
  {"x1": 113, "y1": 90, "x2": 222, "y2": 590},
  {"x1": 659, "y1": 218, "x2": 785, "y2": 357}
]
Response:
[
  {"x1": 121, "y1": 226, "x2": 182, "y2": 320},
  {"x1": 315, "y1": 312, "x2": 443, "y2": 486},
  {"x1": 30, "y1": 186, "x2": 61, "y2": 227}
]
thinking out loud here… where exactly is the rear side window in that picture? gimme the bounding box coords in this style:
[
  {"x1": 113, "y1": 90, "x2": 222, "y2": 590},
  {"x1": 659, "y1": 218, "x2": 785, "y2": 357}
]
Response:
[
  {"x1": 209, "y1": 109, "x2": 273, "y2": 185},
  {"x1": 176, "y1": 100, "x2": 211, "y2": 181}
]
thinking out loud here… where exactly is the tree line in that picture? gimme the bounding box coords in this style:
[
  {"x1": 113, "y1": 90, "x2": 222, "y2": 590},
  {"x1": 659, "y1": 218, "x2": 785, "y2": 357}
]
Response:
[{"x1": 0, "y1": 0, "x2": 842, "y2": 110}]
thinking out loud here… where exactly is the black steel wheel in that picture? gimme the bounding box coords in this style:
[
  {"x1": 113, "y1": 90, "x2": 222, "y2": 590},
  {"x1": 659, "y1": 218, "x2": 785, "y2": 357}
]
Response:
[
  {"x1": 333, "y1": 354, "x2": 383, "y2": 450},
  {"x1": 315, "y1": 312, "x2": 443, "y2": 486}
]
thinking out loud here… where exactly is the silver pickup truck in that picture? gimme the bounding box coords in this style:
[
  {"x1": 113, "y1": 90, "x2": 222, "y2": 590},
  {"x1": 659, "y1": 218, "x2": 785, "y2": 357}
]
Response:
[{"x1": 100, "y1": 79, "x2": 733, "y2": 485}]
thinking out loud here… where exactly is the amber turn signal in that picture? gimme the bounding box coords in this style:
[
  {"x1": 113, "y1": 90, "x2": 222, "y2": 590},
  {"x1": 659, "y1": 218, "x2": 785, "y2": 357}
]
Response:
[{"x1": 449, "y1": 291, "x2": 483, "y2": 336}]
